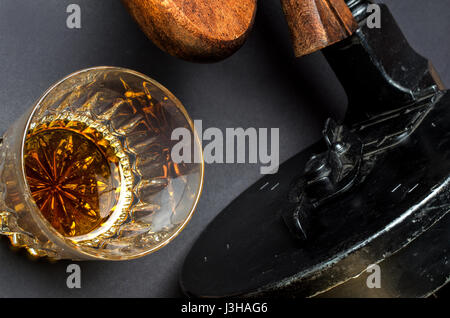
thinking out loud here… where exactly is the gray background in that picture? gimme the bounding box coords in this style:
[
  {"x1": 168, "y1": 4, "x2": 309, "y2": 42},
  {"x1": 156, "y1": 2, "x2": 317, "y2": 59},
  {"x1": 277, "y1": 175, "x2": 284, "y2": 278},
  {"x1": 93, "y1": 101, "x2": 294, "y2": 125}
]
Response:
[{"x1": 0, "y1": 0, "x2": 448, "y2": 297}]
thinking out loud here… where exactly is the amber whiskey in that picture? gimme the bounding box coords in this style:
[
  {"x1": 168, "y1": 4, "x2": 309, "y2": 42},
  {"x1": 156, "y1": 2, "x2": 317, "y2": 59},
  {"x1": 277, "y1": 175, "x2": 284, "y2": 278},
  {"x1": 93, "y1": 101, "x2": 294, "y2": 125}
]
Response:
[{"x1": 24, "y1": 119, "x2": 123, "y2": 237}]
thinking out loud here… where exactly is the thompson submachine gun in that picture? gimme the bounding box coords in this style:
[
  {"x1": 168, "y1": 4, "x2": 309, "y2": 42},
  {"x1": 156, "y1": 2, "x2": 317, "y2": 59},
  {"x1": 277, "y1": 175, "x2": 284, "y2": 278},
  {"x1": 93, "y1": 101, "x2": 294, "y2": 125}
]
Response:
[{"x1": 126, "y1": 0, "x2": 450, "y2": 297}]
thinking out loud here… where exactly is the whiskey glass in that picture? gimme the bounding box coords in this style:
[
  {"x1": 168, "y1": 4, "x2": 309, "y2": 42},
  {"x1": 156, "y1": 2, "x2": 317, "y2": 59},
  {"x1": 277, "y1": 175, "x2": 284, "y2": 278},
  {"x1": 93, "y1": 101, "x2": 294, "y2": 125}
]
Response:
[{"x1": 0, "y1": 67, "x2": 203, "y2": 260}]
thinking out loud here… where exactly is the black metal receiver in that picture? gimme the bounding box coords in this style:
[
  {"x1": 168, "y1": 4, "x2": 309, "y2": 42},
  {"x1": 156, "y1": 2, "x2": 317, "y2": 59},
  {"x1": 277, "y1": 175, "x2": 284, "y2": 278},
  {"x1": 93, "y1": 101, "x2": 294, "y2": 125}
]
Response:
[{"x1": 180, "y1": 1, "x2": 450, "y2": 297}]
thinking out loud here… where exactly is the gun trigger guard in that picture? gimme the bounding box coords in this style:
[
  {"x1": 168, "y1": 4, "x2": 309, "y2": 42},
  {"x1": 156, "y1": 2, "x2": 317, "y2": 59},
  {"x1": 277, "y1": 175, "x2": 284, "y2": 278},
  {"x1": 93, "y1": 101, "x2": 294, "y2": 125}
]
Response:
[{"x1": 282, "y1": 118, "x2": 363, "y2": 241}]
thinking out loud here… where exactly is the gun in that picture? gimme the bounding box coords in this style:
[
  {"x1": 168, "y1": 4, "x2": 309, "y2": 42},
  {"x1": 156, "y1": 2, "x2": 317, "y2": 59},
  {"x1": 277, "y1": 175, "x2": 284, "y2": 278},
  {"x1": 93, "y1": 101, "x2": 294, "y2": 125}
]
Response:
[{"x1": 125, "y1": 0, "x2": 450, "y2": 297}]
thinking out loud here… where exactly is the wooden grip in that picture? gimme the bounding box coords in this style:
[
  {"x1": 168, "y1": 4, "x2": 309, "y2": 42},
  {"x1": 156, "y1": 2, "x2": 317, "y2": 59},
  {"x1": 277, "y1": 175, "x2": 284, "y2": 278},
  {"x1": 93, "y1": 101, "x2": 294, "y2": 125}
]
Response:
[
  {"x1": 280, "y1": 0, "x2": 358, "y2": 57},
  {"x1": 122, "y1": 0, "x2": 257, "y2": 62}
]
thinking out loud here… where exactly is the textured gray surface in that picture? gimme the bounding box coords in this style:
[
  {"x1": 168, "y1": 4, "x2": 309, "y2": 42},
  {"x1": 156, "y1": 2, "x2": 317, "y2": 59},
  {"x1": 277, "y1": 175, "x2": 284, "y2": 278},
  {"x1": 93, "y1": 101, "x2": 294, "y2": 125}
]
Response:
[{"x1": 0, "y1": 0, "x2": 448, "y2": 297}]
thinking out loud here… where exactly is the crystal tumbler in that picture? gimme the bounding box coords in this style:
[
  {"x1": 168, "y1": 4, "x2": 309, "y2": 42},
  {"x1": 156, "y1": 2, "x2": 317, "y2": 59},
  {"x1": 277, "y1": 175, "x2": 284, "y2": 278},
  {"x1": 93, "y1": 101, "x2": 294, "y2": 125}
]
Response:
[{"x1": 0, "y1": 67, "x2": 203, "y2": 260}]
